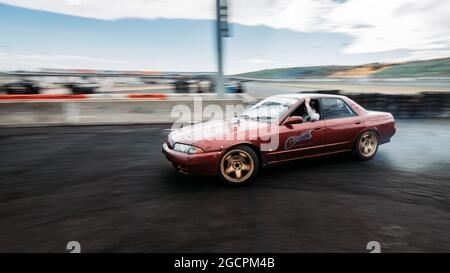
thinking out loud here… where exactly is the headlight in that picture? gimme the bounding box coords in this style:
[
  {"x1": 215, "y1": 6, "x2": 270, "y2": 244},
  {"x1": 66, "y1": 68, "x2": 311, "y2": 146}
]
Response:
[
  {"x1": 173, "y1": 143, "x2": 204, "y2": 154},
  {"x1": 167, "y1": 134, "x2": 175, "y2": 147}
]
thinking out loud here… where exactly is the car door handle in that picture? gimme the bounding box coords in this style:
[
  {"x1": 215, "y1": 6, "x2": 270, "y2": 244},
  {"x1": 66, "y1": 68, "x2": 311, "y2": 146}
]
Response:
[
  {"x1": 314, "y1": 127, "x2": 323, "y2": 131},
  {"x1": 355, "y1": 121, "x2": 362, "y2": 125}
]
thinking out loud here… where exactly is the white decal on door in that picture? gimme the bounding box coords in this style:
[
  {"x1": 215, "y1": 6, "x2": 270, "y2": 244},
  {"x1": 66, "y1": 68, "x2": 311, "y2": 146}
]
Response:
[{"x1": 284, "y1": 130, "x2": 312, "y2": 150}]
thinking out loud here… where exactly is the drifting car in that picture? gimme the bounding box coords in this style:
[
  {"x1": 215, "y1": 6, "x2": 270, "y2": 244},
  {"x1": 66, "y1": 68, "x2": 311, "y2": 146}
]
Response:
[{"x1": 162, "y1": 94, "x2": 396, "y2": 184}]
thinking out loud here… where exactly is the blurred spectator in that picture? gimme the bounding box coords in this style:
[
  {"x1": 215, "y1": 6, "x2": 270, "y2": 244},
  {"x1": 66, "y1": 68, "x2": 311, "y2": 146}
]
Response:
[
  {"x1": 196, "y1": 81, "x2": 203, "y2": 93},
  {"x1": 174, "y1": 77, "x2": 190, "y2": 93},
  {"x1": 175, "y1": 77, "x2": 189, "y2": 93},
  {"x1": 236, "y1": 82, "x2": 244, "y2": 93},
  {"x1": 209, "y1": 80, "x2": 216, "y2": 93}
]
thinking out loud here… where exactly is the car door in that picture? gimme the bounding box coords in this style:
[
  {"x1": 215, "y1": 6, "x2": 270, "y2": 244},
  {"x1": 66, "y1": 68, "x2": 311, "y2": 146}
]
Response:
[
  {"x1": 321, "y1": 98, "x2": 365, "y2": 152},
  {"x1": 275, "y1": 119, "x2": 327, "y2": 162}
]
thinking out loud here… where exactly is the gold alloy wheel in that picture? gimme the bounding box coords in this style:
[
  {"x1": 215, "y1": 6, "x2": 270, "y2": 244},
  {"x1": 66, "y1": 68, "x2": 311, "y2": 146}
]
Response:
[
  {"x1": 359, "y1": 132, "x2": 377, "y2": 157},
  {"x1": 220, "y1": 149, "x2": 254, "y2": 183}
]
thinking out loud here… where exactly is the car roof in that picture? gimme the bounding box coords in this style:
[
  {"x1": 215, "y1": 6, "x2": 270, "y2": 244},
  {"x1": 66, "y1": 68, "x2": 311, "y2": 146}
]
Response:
[{"x1": 273, "y1": 93, "x2": 347, "y2": 100}]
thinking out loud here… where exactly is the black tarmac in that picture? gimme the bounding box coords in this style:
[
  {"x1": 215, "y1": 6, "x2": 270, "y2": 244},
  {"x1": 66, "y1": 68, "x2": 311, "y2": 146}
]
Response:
[{"x1": 0, "y1": 120, "x2": 449, "y2": 252}]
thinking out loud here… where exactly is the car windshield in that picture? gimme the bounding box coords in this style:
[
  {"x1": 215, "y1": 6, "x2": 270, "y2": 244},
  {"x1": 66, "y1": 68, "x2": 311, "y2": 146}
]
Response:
[{"x1": 239, "y1": 96, "x2": 298, "y2": 123}]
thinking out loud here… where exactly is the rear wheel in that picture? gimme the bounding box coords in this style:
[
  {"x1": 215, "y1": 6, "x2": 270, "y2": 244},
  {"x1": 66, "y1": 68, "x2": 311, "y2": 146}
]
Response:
[
  {"x1": 354, "y1": 131, "x2": 379, "y2": 160},
  {"x1": 219, "y1": 145, "x2": 259, "y2": 185}
]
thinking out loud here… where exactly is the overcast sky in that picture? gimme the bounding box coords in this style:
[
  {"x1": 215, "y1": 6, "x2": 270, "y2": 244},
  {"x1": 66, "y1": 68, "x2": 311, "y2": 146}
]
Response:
[{"x1": 0, "y1": 0, "x2": 449, "y2": 74}]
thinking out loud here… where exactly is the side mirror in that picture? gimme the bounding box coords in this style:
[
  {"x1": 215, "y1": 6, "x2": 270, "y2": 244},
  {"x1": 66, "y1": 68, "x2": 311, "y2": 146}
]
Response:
[{"x1": 284, "y1": 116, "x2": 303, "y2": 125}]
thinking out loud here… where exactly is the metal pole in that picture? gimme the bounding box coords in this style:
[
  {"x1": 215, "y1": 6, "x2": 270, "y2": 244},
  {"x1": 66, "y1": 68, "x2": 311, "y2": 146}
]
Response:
[{"x1": 215, "y1": 0, "x2": 224, "y2": 97}]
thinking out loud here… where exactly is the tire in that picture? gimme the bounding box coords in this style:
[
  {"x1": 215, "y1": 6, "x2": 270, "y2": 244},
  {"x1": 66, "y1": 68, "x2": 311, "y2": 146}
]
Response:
[
  {"x1": 219, "y1": 145, "x2": 259, "y2": 185},
  {"x1": 353, "y1": 130, "x2": 379, "y2": 161}
]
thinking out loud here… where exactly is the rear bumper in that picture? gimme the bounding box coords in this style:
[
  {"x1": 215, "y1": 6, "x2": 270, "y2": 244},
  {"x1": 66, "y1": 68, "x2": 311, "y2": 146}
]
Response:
[
  {"x1": 380, "y1": 122, "x2": 396, "y2": 145},
  {"x1": 162, "y1": 143, "x2": 222, "y2": 176}
]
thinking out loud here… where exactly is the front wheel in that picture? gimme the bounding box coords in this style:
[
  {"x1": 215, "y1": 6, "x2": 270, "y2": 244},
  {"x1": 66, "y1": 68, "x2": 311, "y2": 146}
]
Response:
[
  {"x1": 219, "y1": 145, "x2": 259, "y2": 185},
  {"x1": 354, "y1": 131, "x2": 379, "y2": 160}
]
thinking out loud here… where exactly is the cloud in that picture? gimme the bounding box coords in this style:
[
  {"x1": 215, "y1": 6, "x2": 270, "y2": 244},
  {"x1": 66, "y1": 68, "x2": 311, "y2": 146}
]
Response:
[
  {"x1": 1, "y1": 0, "x2": 449, "y2": 58},
  {"x1": 393, "y1": 49, "x2": 450, "y2": 63},
  {"x1": 326, "y1": 0, "x2": 450, "y2": 54},
  {"x1": 0, "y1": 0, "x2": 215, "y2": 20}
]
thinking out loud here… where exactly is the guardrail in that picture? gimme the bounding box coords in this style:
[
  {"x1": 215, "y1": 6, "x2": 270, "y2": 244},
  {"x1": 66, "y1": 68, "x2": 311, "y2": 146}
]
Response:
[
  {"x1": 0, "y1": 92, "x2": 255, "y2": 101},
  {"x1": 0, "y1": 93, "x2": 168, "y2": 100}
]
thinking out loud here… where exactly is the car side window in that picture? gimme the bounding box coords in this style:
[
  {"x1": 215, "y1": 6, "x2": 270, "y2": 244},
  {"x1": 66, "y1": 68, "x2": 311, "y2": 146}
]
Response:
[
  {"x1": 321, "y1": 98, "x2": 354, "y2": 119},
  {"x1": 288, "y1": 99, "x2": 321, "y2": 122}
]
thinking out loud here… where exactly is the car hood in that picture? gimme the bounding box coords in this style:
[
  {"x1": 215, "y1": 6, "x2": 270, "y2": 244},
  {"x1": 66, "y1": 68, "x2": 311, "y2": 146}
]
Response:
[{"x1": 167, "y1": 118, "x2": 271, "y2": 152}]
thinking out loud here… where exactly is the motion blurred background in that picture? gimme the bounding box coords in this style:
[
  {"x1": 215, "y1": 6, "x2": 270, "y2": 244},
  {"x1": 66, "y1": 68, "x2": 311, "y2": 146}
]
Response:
[{"x1": 0, "y1": 0, "x2": 449, "y2": 252}]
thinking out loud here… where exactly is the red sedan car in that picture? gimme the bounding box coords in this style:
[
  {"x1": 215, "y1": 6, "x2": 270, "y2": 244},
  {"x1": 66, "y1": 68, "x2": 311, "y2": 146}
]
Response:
[{"x1": 163, "y1": 94, "x2": 396, "y2": 184}]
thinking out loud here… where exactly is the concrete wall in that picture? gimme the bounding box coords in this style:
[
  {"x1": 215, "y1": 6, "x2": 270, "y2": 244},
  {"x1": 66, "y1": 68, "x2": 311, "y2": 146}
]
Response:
[{"x1": 0, "y1": 98, "x2": 250, "y2": 126}]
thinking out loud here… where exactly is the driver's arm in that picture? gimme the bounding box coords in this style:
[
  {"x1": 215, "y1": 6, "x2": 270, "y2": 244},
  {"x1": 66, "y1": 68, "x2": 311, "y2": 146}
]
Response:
[{"x1": 305, "y1": 97, "x2": 320, "y2": 121}]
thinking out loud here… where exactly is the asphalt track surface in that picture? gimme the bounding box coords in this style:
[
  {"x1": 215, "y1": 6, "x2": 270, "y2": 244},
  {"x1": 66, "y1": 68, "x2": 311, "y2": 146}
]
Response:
[{"x1": 1, "y1": 120, "x2": 449, "y2": 252}]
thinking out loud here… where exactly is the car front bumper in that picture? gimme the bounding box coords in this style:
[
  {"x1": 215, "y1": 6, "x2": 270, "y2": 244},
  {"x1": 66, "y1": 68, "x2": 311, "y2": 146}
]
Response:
[{"x1": 162, "y1": 143, "x2": 222, "y2": 176}]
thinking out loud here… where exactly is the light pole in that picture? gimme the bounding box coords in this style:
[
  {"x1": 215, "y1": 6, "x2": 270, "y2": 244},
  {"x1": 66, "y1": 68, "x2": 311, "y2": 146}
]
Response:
[{"x1": 215, "y1": 0, "x2": 229, "y2": 97}]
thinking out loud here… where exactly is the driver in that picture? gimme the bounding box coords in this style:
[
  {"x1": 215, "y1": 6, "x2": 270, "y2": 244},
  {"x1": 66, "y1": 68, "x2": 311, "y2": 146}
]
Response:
[{"x1": 304, "y1": 97, "x2": 320, "y2": 122}]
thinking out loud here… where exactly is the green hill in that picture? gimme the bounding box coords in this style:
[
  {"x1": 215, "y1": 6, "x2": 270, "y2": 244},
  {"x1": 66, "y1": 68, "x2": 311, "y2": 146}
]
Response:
[
  {"x1": 371, "y1": 58, "x2": 450, "y2": 78},
  {"x1": 236, "y1": 58, "x2": 450, "y2": 79},
  {"x1": 236, "y1": 65, "x2": 354, "y2": 79}
]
